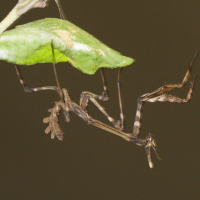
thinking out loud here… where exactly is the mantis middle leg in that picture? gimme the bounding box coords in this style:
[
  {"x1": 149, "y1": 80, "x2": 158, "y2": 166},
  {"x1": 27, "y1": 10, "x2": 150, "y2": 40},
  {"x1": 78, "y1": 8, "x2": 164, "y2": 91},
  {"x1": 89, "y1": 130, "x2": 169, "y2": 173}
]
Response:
[{"x1": 80, "y1": 68, "x2": 125, "y2": 130}]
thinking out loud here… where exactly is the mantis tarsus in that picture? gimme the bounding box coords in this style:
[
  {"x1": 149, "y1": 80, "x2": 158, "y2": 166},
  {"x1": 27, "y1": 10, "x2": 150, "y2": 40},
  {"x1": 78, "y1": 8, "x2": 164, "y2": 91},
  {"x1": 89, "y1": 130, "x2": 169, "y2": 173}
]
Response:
[{"x1": 0, "y1": 0, "x2": 198, "y2": 168}]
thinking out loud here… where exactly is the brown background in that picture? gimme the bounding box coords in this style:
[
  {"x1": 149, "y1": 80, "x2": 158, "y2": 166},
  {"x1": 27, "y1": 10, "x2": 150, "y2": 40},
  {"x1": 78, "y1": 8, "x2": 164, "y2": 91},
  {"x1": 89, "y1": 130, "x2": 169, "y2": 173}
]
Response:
[{"x1": 0, "y1": 0, "x2": 200, "y2": 199}]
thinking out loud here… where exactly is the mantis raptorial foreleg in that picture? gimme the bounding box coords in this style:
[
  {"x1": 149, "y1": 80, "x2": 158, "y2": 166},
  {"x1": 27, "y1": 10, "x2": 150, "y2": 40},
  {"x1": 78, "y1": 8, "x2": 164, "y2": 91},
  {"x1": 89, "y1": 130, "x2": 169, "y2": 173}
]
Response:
[
  {"x1": 43, "y1": 52, "x2": 198, "y2": 168},
  {"x1": 133, "y1": 78, "x2": 195, "y2": 137},
  {"x1": 132, "y1": 52, "x2": 198, "y2": 137}
]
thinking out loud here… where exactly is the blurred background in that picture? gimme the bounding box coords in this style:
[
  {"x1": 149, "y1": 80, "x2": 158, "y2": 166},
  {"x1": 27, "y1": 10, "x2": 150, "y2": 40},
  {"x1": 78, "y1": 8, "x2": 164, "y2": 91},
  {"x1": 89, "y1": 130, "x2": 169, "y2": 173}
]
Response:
[{"x1": 0, "y1": 0, "x2": 200, "y2": 199}]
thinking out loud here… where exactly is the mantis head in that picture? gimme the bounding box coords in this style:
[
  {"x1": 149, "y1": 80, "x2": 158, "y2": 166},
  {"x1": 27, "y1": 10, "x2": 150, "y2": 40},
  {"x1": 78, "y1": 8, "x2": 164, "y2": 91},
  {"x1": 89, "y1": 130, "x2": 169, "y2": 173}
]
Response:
[{"x1": 145, "y1": 133, "x2": 161, "y2": 168}]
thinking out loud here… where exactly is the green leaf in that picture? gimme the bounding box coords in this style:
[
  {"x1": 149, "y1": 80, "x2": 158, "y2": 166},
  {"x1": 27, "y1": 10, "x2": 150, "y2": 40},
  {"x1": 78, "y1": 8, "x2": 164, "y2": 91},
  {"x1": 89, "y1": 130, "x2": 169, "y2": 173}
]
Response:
[{"x1": 0, "y1": 18, "x2": 135, "y2": 74}]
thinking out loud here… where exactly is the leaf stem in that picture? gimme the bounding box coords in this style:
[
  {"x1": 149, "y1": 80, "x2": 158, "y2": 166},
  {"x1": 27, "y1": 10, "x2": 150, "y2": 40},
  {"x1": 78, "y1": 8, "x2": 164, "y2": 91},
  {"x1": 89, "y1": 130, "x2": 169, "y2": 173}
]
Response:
[{"x1": 0, "y1": 0, "x2": 47, "y2": 34}]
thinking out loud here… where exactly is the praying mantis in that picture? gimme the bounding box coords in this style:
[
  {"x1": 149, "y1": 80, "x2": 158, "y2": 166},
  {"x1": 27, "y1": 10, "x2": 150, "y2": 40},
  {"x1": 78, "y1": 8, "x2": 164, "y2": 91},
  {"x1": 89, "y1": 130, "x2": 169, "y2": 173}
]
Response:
[{"x1": 0, "y1": 0, "x2": 198, "y2": 168}]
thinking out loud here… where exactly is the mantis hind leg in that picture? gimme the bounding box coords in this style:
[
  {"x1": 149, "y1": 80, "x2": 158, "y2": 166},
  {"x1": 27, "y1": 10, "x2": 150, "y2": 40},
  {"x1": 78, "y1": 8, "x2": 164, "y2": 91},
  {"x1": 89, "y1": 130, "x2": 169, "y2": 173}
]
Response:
[
  {"x1": 14, "y1": 64, "x2": 66, "y2": 140},
  {"x1": 51, "y1": 40, "x2": 70, "y2": 122},
  {"x1": 15, "y1": 39, "x2": 71, "y2": 138},
  {"x1": 14, "y1": 40, "x2": 66, "y2": 95},
  {"x1": 15, "y1": 65, "x2": 59, "y2": 93}
]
